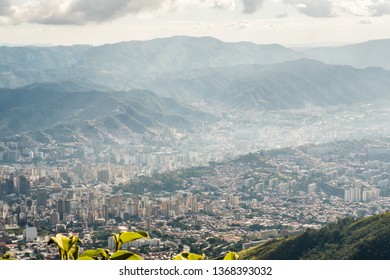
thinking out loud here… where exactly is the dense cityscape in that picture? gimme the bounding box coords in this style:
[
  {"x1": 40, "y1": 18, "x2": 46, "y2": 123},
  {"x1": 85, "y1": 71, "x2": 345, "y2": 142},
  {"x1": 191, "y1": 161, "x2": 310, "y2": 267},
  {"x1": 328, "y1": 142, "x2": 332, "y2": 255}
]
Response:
[{"x1": 1, "y1": 109, "x2": 390, "y2": 259}]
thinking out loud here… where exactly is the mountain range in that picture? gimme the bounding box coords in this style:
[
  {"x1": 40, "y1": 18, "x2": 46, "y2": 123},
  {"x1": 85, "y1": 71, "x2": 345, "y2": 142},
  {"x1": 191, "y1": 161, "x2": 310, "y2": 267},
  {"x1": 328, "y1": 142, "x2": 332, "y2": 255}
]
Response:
[
  {"x1": 302, "y1": 38, "x2": 390, "y2": 70},
  {"x1": 0, "y1": 36, "x2": 299, "y2": 89},
  {"x1": 0, "y1": 84, "x2": 209, "y2": 140},
  {"x1": 141, "y1": 58, "x2": 390, "y2": 109},
  {"x1": 2, "y1": 36, "x2": 390, "y2": 90},
  {"x1": 1, "y1": 36, "x2": 390, "y2": 139}
]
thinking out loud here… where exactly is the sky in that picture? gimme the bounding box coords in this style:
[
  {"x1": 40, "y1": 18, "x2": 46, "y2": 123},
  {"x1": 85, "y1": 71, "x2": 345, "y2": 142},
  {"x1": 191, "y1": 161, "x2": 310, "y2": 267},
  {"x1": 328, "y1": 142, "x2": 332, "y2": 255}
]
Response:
[{"x1": 1, "y1": 0, "x2": 390, "y2": 46}]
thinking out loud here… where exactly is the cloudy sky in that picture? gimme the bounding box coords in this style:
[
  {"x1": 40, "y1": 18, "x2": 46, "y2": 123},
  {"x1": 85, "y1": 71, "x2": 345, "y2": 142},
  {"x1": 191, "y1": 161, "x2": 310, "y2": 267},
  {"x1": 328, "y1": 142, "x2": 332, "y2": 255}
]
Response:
[{"x1": 1, "y1": 0, "x2": 390, "y2": 46}]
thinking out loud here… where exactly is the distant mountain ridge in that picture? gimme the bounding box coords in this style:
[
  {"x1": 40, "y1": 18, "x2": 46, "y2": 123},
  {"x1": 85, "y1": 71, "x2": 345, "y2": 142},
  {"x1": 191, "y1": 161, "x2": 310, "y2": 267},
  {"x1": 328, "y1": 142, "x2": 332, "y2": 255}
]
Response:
[
  {"x1": 2, "y1": 36, "x2": 390, "y2": 90},
  {"x1": 0, "y1": 36, "x2": 390, "y2": 90},
  {"x1": 0, "y1": 36, "x2": 300, "y2": 89},
  {"x1": 301, "y1": 38, "x2": 390, "y2": 70},
  {"x1": 239, "y1": 212, "x2": 390, "y2": 260},
  {"x1": 142, "y1": 58, "x2": 390, "y2": 109},
  {"x1": 0, "y1": 84, "x2": 209, "y2": 139}
]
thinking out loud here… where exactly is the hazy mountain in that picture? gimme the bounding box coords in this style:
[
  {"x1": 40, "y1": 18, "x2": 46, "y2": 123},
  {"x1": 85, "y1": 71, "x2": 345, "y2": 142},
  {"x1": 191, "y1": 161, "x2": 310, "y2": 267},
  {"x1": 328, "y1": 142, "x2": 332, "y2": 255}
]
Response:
[
  {"x1": 301, "y1": 39, "x2": 390, "y2": 70},
  {"x1": 0, "y1": 36, "x2": 390, "y2": 116},
  {"x1": 0, "y1": 45, "x2": 91, "y2": 88},
  {"x1": 3, "y1": 36, "x2": 390, "y2": 92},
  {"x1": 0, "y1": 83, "x2": 209, "y2": 139},
  {"x1": 143, "y1": 59, "x2": 390, "y2": 109},
  {"x1": 239, "y1": 212, "x2": 390, "y2": 260},
  {"x1": 0, "y1": 36, "x2": 300, "y2": 89}
]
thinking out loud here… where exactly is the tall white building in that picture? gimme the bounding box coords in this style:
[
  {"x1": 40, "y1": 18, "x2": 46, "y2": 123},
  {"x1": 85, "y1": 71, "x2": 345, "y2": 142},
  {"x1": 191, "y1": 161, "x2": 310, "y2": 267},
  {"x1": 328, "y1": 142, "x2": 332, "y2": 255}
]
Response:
[
  {"x1": 344, "y1": 187, "x2": 361, "y2": 202},
  {"x1": 24, "y1": 227, "x2": 37, "y2": 242}
]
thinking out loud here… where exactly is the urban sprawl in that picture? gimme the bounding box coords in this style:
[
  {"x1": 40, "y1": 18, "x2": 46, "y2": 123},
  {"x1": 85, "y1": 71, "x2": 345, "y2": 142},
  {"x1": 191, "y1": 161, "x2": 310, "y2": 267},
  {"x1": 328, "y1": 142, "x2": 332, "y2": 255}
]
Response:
[{"x1": 1, "y1": 132, "x2": 390, "y2": 260}]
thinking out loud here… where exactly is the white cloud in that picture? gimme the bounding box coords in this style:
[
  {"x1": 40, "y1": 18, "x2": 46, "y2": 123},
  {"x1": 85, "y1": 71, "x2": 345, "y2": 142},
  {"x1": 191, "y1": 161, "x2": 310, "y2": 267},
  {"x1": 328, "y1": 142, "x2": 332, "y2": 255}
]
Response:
[
  {"x1": 336, "y1": 0, "x2": 377, "y2": 16},
  {"x1": 0, "y1": 0, "x2": 271, "y2": 26},
  {"x1": 285, "y1": 0, "x2": 390, "y2": 17},
  {"x1": 196, "y1": 0, "x2": 265, "y2": 13},
  {"x1": 284, "y1": 0, "x2": 335, "y2": 17},
  {"x1": 4, "y1": 0, "x2": 179, "y2": 25},
  {"x1": 4, "y1": 0, "x2": 390, "y2": 26},
  {"x1": 372, "y1": 1, "x2": 390, "y2": 16}
]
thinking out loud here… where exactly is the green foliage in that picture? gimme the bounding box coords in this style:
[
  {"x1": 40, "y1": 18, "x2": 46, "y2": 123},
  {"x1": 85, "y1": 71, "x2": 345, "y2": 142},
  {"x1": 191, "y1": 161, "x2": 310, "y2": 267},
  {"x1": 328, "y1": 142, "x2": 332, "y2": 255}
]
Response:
[
  {"x1": 46, "y1": 230, "x2": 238, "y2": 261},
  {"x1": 173, "y1": 252, "x2": 206, "y2": 260},
  {"x1": 78, "y1": 249, "x2": 142, "y2": 260},
  {"x1": 47, "y1": 233, "x2": 82, "y2": 260},
  {"x1": 48, "y1": 231, "x2": 148, "y2": 260},
  {"x1": 112, "y1": 231, "x2": 149, "y2": 252},
  {"x1": 168, "y1": 220, "x2": 190, "y2": 231},
  {"x1": 223, "y1": 251, "x2": 240, "y2": 260},
  {"x1": 172, "y1": 251, "x2": 239, "y2": 260},
  {"x1": 124, "y1": 173, "x2": 182, "y2": 194},
  {"x1": 240, "y1": 212, "x2": 390, "y2": 260},
  {"x1": 0, "y1": 252, "x2": 15, "y2": 260},
  {"x1": 69, "y1": 245, "x2": 80, "y2": 260},
  {"x1": 110, "y1": 250, "x2": 143, "y2": 260},
  {"x1": 177, "y1": 166, "x2": 215, "y2": 179},
  {"x1": 122, "y1": 166, "x2": 215, "y2": 194},
  {"x1": 79, "y1": 249, "x2": 110, "y2": 260}
]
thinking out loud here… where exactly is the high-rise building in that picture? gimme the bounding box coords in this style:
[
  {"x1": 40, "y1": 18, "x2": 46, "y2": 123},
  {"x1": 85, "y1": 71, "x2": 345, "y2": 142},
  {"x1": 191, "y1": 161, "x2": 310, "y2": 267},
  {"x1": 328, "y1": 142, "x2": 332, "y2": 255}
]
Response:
[
  {"x1": 344, "y1": 187, "x2": 361, "y2": 202},
  {"x1": 87, "y1": 211, "x2": 95, "y2": 225},
  {"x1": 102, "y1": 205, "x2": 108, "y2": 220},
  {"x1": 128, "y1": 198, "x2": 139, "y2": 217},
  {"x1": 229, "y1": 194, "x2": 240, "y2": 208},
  {"x1": 19, "y1": 176, "x2": 30, "y2": 195},
  {"x1": 0, "y1": 179, "x2": 14, "y2": 195},
  {"x1": 97, "y1": 170, "x2": 110, "y2": 183},
  {"x1": 24, "y1": 227, "x2": 38, "y2": 242},
  {"x1": 203, "y1": 202, "x2": 214, "y2": 214},
  {"x1": 37, "y1": 188, "x2": 47, "y2": 208},
  {"x1": 57, "y1": 199, "x2": 71, "y2": 221},
  {"x1": 50, "y1": 211, "x2": 60, "y2": 228},
  {"x1": 145, "y1": 218, "x2": 152, "y2": 231}
]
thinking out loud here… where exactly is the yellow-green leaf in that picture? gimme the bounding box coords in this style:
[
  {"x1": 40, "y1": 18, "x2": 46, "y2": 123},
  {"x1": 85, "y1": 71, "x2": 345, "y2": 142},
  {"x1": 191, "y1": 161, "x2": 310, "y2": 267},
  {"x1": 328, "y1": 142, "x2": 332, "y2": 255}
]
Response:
[
  {"x1": 69, "y1": 245, "x2": 80, "y2": 260},
  {"x1": 0, "y1": 252, "x2": 15, "y2": 260},
  {"x1": 119, "y1": 231, "x2": 149, "y2": 244},
  {"x1": 79, "y1": 249, "x2": 109, "y2": 260},
  {"x1": 110, "y1": 250, "x2": 143, "y2": 260},
  {"x1": 113, "y1": 231, "x2": 149, "y2": 251},
  {"x1": 47, "y1": 234, "x2": 82, "y2": 260},
  {"x1": 77, "y1": 256, "x2": 96, "y2": 260},
  {"x1": 112, "y1": 233, "x2": 121, "y2": 252},
  {"x1": 223, "y1": 251, "x2": 239, "y2": 260},
  {"x1": 173, "y1": 252, "x2": 205, "y2": 260}
]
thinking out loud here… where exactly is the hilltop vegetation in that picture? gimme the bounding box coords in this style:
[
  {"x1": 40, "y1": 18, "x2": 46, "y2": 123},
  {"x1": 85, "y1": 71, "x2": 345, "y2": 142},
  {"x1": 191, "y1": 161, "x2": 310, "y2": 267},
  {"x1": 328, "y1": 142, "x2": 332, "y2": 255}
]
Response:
[
  {"x1": 116, "y1": 166, "x2": 216, "y2": 195},
  {"x1": 240, "y1": 212, "x2": 390, "y2": 260}
]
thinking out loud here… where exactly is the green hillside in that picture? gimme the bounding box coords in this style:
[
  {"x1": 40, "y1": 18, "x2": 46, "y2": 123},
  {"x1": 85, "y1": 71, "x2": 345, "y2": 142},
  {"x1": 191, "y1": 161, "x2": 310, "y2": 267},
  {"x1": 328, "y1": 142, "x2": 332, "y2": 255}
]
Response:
[{"x1": 240, "y1": 212, "x2": 390, "y2": 260}]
